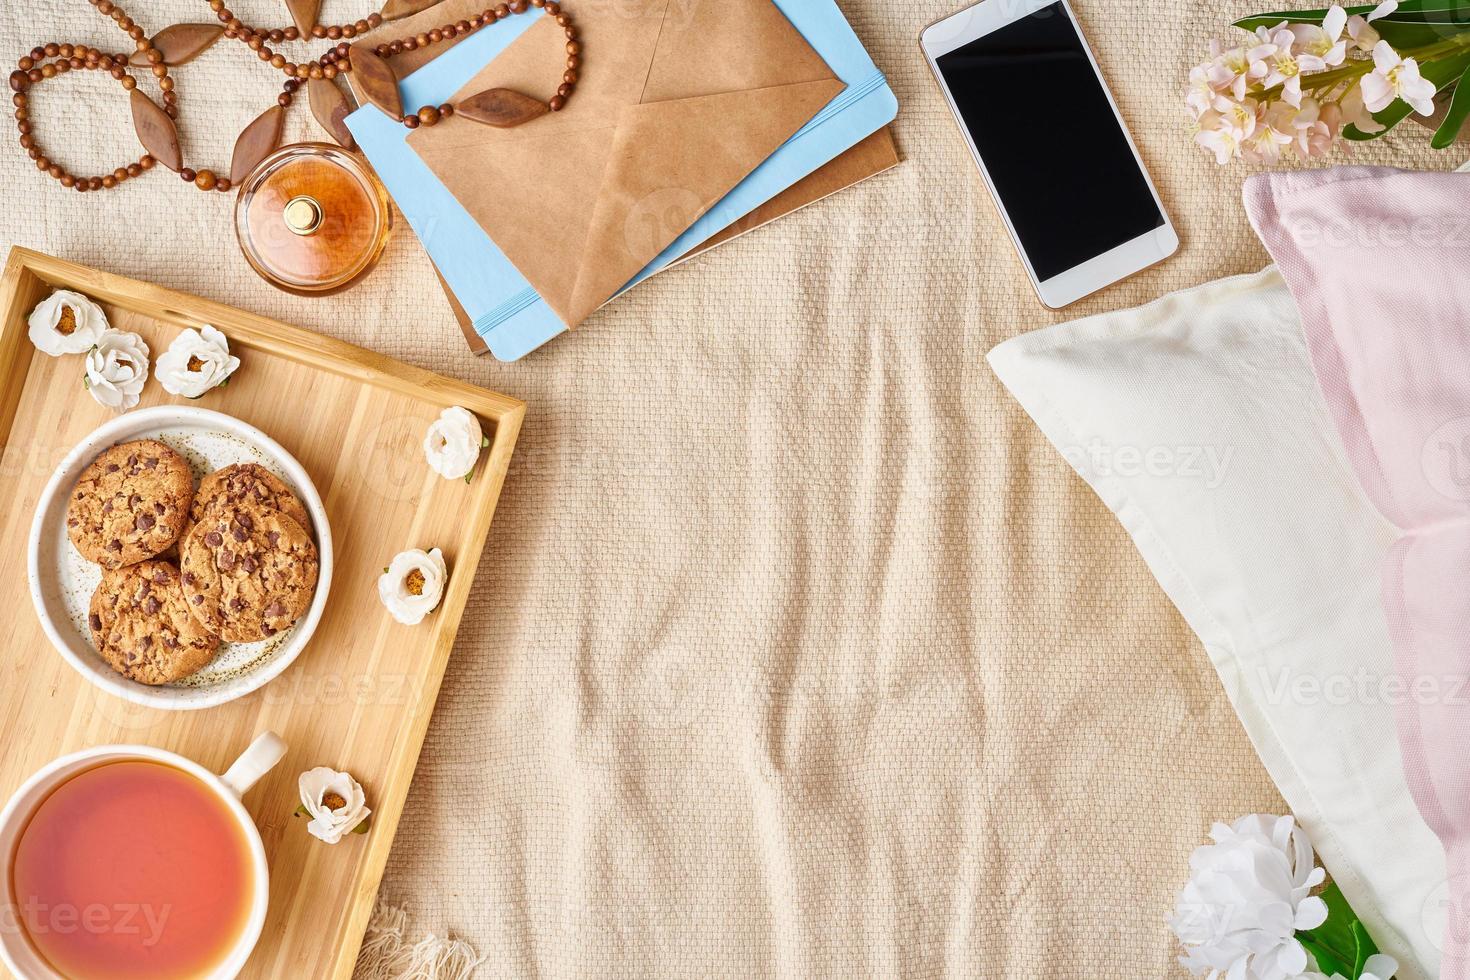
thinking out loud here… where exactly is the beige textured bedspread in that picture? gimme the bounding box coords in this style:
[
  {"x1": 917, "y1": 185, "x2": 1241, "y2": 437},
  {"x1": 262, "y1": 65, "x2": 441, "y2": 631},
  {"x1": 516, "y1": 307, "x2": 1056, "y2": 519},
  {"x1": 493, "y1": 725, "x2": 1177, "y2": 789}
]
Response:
[{"x1": 0, "y1": 1, "x2": 1453, "y2": 976}]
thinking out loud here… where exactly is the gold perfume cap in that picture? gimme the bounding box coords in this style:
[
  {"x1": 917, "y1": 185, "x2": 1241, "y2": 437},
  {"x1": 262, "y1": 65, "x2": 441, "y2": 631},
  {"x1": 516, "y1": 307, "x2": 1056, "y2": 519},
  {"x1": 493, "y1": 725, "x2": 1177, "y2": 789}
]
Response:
[{"x1": 283, "y1": 196, "x2": 324, "y2": 236}]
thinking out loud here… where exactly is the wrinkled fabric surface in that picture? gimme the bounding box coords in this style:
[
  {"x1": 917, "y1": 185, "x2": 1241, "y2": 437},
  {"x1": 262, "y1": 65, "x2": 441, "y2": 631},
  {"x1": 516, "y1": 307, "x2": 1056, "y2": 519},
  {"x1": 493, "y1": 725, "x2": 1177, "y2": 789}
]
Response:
[
  {"x1": 1247, "y1": 168, "x2": 1470, "y2": 980},
  {"x1": 0, "y1": 1, "x2": 1454, "y2": 976}
]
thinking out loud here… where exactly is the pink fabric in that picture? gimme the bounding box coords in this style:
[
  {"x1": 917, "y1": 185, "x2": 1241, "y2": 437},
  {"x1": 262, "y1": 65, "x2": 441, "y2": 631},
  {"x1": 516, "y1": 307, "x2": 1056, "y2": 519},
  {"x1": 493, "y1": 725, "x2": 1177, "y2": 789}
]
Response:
[{"x1": 1246, "y1": 166, "x2": 1470, "y2": 978}]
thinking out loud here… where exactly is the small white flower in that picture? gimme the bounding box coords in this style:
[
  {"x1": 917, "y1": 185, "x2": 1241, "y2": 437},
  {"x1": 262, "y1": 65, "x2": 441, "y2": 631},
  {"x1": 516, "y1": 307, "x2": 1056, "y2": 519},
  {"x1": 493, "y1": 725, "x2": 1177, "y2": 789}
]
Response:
[
  {"x1": 1241, "y1": 101, "x2": 1298, "y2": 163},
  {"x1": 1187, "y1": 61, "x2": 1223, "y2": 120},
  {"x1": 1361, "y1": 40, "x2": 1437, "y2": 116},
  {"x1": 1204, "y1": 45, "x2": 1268, "y2": 103},
  {"x1": 298, "y1": 767, "x2": 371, "y2": 844},
  {"x1": 156, "y1": 325, "x2": 240, "y2": 398},
  {"x1": 1252, "y1": 25, "x2": 1316, "y2": 107},
  {"x1": 1340, "y1": 83, "x2": 1386, "y2": 134},
  {"x1": 1293, "y1": 99, "x2": 1343, "y2": 159},
  {"x1": 1197, "y1": 117, "x2": 1245, "y2": 164},
  {"x1": 28, "y1": 290, "x2": 108, "y2": 356},
  {"x1": 1195, "y1": 97, "x2": 1258, "y2": 164},
  {"x1": 84, "y1": 330, "x2": 150, "y2": 412},
  {"x1": 1170, "y1": 815, "x2": 1328, "y2": 980},
  {"x1": 1343, "y1": 1, "x2": 1394, "y2": 54},
  {"x1": 1299, "y1": 952, "x2": 1399, "y2": 980},
  {"x1": 1292, "y1": 7, "x2": 1349, "y2": 62},
  {"x1": 423, "y1": 406, "x2": 484, "y2": 481},
  {"x1": 1268, "y1": 98, "x2": 1320, "y2": 156},
  {"x1": 377, "y1": 548, "x2": 448, "y2": 626}
]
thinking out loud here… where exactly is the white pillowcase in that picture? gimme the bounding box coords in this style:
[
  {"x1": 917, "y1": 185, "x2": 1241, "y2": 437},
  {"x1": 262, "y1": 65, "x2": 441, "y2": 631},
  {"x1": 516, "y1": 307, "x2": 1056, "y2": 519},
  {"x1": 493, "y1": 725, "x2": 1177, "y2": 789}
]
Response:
[{"x1": 988, "y1": 267, "x2": 1443, "y2": 980}]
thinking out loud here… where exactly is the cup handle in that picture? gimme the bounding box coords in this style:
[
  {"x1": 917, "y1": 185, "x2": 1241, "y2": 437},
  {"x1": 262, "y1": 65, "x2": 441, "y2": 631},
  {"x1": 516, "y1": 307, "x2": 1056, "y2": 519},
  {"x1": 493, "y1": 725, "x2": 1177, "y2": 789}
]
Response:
[{"x1": 220, "y1": 731, "x2": 288, "y2": 798}]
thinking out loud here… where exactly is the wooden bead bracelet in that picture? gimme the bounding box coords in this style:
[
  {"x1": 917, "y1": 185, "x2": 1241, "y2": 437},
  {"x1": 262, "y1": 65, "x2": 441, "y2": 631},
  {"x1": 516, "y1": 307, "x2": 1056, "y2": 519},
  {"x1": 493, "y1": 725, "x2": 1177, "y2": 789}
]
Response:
[{"x1": 9, "y1": 0, "x2": 579, "y2": 196}]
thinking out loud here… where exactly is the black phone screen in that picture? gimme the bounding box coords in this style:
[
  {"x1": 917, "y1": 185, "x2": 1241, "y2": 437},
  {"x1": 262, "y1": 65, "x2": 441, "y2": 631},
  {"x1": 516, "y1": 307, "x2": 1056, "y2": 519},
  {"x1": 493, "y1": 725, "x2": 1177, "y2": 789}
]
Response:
[{"x1": 934, "y1": 3, "x2": 1165, "y2": 281}]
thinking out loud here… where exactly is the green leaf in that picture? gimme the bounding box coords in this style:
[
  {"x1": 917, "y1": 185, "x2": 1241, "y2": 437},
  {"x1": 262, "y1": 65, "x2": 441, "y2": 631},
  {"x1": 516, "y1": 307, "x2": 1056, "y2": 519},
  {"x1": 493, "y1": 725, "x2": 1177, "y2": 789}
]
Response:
[
  {"x1": 1233, "y1": 14, "x2": 1440, "y2": 47},
  {"x1": 1234, "y1": 2, "x2": 1470, "y2": 47},
  {"x1": 1297, "y1": 883, "x2": 1358, "y2": 977},
  {"x1": 1345, "y1": 49, "x2": 1470, "y2": 139},
  {"x1": 1300, "y1": 935, "x2": 1354, "y2": 978},
  {"x1": 1234, "y1": 2, "x2": 1470, "y2": 24},
  {"x1": 1232, "y1": 9, "x2": 1320, "y2": 29},
  {"x1": 1373, "y1": 0, "x2": 1470, "y2": 24},
  {"x1": 351, "y1": 817, "x2": 371, "y2": 835},
  {"x1": 1398, "y1": 0, "x2": 1470, "y2": 10},
  {"x1": 1372, "y1": 21, "x2": 1459, "y2": 46},
  {"x1": 293, "y1": 803, "x2": 309, "y2": 818},
  {"x1": 1433, "y1": 67, "x2": 1470, "y2": 144},
  {"x1": 481, "y1": 435, "x2": 490, "y2": 448},
  {"x1": 1350, "y1": 919, "x2": 1381, "y2": 978}
]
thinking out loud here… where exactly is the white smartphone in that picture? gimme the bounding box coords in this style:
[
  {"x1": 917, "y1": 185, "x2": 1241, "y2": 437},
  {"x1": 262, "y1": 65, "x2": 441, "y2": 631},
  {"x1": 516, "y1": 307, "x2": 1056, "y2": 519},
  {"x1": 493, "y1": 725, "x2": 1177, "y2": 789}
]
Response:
[{"x1": 921, "y1": 0, "x2": 1178, "y2": 308}]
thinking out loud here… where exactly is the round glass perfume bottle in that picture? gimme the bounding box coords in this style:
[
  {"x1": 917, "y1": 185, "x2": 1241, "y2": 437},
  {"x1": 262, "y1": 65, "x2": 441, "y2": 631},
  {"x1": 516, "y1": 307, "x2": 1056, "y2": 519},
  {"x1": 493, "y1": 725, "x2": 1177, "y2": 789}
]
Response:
[{"x1": 235, "y1": 143, "x2": 392, "y2": 297}]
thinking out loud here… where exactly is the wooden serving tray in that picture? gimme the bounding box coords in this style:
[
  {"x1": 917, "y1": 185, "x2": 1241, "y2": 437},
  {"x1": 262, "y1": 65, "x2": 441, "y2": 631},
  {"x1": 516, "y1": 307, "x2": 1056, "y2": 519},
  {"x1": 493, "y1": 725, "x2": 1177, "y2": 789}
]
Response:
[{"x1": 0, "y1": 248, "x2": 525, "y2": 979}]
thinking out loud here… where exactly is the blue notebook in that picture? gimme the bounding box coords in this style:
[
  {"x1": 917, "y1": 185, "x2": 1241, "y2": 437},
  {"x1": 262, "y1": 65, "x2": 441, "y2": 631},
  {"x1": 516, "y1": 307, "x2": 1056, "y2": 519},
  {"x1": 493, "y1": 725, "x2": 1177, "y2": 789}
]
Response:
[{"x1": 347, "y1": 1, "x2": 897, "y2": 360}]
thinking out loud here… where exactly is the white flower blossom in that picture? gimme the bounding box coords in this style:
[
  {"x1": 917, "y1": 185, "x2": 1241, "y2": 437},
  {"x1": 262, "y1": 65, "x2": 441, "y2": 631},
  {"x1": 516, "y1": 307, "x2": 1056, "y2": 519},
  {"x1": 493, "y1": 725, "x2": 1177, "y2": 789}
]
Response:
[
  {"x1": 84, "y1": 330, "x2": 150, "y2": 411},
  {"x1": 1289, "y1": 6, "x2": 1349, "y2": 71},
  {"x1": 1299, "y1": 952, "x2": 1399, "y2": 980},
  {"x1": 423, "y1": 406, "x2": 484, "y2": 481},
  {"x1": 1170, "y1": 815, "x2": 1328, "y2": 980},
  {"x1": 1341, "y1": 83, "x2": 1387, "y2": 134},
  {"x1": 1208, "y1": 44, "x2": 1269, "y2": 103},
  {"x1": 1241, "y1": 102, "x2": 1297, "y2": 163},
  {"x1": 1184, "y1": 3, "x2": 1408, "y2": 165},
  {"x1": 1195, "y1": 97, "x2": 1260, "y2": 164},
  {"x1": 377, "y1": 548, "x2": 448, "y2": 626},
  {"x1": 1348, "y1": 1, "x2": 1399, "y2": 52},
  {"x1": 156, "y1": 325, "x2": 240, "y2": 398},
  {"x1": 1361, "y1": 40, "x2": 1437, "y2": 116},
  {"x1": 298, "y1": 767, "x2": 371, "y2": 844},
  {"x1": 28, "y1": 290, "x2": 108, "y2": 356}
]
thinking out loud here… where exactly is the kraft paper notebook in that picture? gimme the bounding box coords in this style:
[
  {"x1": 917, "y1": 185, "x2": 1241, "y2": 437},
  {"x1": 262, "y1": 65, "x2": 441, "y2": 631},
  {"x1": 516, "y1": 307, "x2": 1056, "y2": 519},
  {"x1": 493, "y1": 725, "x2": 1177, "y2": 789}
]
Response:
[
  {"x1": 347, "y1": 0, "x2": 898, "y2": 360},
  {"x1": 436, "y1": 127, "x2": 901, "y2": 355}
]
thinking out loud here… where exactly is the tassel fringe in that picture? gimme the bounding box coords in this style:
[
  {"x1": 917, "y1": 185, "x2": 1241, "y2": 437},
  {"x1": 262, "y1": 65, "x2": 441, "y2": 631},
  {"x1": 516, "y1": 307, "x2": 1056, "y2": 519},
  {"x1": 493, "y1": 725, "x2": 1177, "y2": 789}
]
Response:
[{"x1": 354, "y1": 903, "x2": 484, "y2": 980}]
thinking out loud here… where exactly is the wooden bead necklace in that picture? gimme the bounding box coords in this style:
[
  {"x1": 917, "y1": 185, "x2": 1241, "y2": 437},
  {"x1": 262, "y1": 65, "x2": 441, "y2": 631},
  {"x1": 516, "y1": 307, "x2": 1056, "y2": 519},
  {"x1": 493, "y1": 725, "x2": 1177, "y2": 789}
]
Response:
[{"x1": 9, "y1": 0, "x2": 580, "y2": 196}]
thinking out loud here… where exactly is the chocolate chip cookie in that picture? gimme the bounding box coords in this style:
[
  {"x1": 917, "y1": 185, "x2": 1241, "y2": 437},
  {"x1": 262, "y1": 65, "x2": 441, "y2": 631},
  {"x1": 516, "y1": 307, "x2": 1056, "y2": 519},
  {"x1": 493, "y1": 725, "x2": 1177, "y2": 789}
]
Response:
[
  {"x1": 67, "y1": 440, "x2": 195, "y2": 569},
  {"x1": 189, "y1": 462, "x2": 311, "y2": 536},
  {"x1": 89, "y1": 560, "x2": 220, "y2": 685},
  {"x1": 180, "y1": 501, "x2": 319, "y2": 643}
]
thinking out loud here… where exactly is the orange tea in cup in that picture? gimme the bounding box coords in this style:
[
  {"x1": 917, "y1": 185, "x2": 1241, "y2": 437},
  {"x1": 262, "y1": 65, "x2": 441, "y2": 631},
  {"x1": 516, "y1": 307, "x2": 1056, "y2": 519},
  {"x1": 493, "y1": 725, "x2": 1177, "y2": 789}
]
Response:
[{"x1": 9, "y1": 760, "x2": 255, "y2": 980}]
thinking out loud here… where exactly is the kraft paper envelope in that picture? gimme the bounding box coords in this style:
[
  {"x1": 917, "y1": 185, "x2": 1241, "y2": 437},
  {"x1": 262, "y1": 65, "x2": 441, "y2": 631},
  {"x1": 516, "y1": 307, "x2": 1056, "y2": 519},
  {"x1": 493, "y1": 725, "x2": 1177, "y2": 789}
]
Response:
[{"x1": 404, "y1": 1, "x2": 846, "y2": 329}]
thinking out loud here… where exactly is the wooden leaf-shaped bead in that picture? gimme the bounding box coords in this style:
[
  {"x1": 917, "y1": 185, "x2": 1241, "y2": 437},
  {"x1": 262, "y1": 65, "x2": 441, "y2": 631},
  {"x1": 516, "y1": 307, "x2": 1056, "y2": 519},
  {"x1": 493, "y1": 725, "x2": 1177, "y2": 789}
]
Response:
[
  {"x1": 230, "y1": 105, "x2": 285, "y2": 184},
  {"x1": 457, "y1": 88, "x2": 550, "y2": 129},
  {"x1": 126, "y1": 23, "x2": 223, "y2": 67},
  {"x1": 308, "y1": 78, "x2": 356, "y2": 150},
  {"x1": 285, "y1": 0, "x2": 321, "y2": 37},
  {"x1": 130, "y1": 90, "x2": 182, "y2": 172},
  {"x1": 128, "y1": 24, "x2": 225, "y2": 67},
  {"x1": 349, "y1": 44, "x2": 402, "y2": 120},
  {"x1": 381, "y1": 0, "x2": 445, "y2": 21}
]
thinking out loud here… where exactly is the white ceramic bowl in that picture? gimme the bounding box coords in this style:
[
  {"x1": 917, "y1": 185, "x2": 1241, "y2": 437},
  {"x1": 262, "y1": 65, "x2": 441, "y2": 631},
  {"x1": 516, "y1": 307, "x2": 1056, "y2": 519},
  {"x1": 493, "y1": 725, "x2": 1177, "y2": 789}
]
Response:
[{"x1": 28, "y1": 407, "x2": 333, "y2": 710}]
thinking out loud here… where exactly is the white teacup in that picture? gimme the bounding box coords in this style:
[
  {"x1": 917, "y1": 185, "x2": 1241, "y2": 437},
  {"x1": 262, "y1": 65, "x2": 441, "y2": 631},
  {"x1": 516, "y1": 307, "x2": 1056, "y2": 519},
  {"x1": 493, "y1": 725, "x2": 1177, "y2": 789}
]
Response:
[{"x1": 0, "y1": 731, "x2": 287, "y2": 980}]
